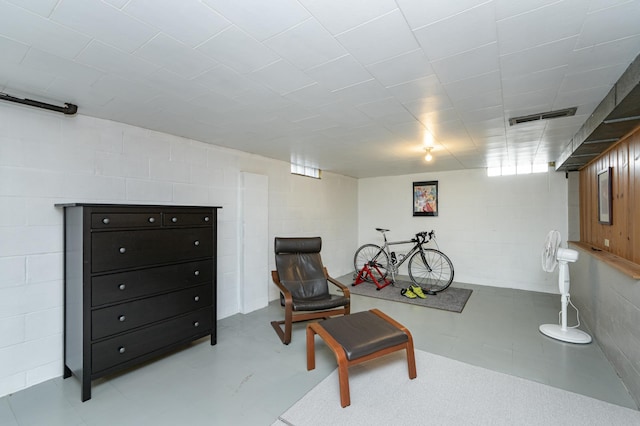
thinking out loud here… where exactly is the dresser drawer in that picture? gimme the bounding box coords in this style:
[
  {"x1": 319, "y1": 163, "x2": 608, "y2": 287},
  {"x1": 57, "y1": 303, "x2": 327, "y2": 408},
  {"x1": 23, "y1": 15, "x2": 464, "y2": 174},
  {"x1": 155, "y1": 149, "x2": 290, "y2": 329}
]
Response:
[
  {"x1": 91, "y1": 228, "x2": 212, "y2": 273},
  {"x1": 163, "y1": 212, "x2": 213, "y2": 227},
  {"x1": 91, "y1": 212, "x2": 161, "y2": 229},
  {"x1": 91, "y1": 259, "x2": 213, "y2": 306},
  {"x1": 92, "y1": 284, "x2": 212, "y2": 339},
  {"x1": 92, "y1": 308, "x2": 212, "y2": 374}
]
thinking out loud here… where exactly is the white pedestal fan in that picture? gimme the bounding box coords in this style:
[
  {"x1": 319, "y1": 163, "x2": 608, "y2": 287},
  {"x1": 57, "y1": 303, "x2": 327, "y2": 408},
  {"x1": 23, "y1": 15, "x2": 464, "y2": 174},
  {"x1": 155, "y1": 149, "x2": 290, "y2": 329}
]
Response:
[{"x1": 539, "y1": 230, "x2": 592, "y2": 344}]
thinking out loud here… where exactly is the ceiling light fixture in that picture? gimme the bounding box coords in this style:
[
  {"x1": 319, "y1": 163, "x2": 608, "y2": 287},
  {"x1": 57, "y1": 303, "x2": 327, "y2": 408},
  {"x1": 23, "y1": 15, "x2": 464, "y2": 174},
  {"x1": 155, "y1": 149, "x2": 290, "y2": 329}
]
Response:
[{"x1": 424, "y1": 147, "x2": 433, "y2": 162}]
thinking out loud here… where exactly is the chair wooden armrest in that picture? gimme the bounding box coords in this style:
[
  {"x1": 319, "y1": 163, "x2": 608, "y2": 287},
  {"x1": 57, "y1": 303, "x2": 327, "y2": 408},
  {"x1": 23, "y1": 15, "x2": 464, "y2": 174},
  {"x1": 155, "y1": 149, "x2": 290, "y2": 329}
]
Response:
[{"x1": 325, "y1": 268, "x2": 350, "y2": 298}]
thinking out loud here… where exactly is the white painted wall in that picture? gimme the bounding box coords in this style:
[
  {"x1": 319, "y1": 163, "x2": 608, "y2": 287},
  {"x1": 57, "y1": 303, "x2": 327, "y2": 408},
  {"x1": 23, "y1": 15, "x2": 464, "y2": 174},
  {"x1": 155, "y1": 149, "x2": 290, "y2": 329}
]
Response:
[
  {"x1": 358, "y1": 168, "x2": 568, "y2": 292},
  {"x1": 0, "y1": 104, "x2": 358, "y2": 398}
]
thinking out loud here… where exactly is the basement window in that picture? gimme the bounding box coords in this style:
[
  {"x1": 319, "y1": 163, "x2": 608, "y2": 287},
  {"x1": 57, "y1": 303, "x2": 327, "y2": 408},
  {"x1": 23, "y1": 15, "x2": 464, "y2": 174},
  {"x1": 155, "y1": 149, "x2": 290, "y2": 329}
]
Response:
[
  {"x1": 291, "y1": 163, "x2": 321, "y2": 179},
  {"x1": 487, "y1": 163, "x2": 548, "y2": 177}
]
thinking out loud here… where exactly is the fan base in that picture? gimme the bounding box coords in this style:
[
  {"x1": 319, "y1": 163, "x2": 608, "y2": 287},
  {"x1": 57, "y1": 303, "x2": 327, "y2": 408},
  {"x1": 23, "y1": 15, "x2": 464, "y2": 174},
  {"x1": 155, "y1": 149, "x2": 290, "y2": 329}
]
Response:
[{"x1": 539, "y1": 324, "x2": 592, "y2": 344}]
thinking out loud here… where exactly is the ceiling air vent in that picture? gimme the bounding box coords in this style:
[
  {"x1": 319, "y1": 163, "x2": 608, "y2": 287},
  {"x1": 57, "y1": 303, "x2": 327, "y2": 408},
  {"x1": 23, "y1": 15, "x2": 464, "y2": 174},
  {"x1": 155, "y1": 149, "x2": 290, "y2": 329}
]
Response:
[{"x1": 509, "y1": 107, "x2": 577, "y2": 126}]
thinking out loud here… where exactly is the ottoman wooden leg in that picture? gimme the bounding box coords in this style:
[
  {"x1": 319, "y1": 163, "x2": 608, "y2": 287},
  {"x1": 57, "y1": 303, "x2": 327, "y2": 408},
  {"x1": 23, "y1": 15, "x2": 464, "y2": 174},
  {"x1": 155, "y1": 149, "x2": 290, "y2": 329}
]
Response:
[{"x1": 306, "y1": 324, "x2": 316, "y2": 371}]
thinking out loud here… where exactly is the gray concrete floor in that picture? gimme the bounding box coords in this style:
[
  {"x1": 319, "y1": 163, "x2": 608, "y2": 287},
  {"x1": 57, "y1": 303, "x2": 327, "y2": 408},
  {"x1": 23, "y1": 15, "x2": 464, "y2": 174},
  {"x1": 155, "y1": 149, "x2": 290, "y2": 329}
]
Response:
[{"x1": 1, "y1": 277, "x2": 636, "y2": 425}]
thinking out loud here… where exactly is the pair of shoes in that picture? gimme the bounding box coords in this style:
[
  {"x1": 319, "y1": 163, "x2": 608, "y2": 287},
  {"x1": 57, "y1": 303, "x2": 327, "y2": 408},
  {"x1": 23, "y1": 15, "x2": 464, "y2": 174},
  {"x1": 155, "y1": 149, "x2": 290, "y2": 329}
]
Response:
[
  {"x1": 411, "y1": 285, "x2": 427, "y2": 299},
  {"x1": 400, "y1": 288, "x2": 417, "y2": 299}
]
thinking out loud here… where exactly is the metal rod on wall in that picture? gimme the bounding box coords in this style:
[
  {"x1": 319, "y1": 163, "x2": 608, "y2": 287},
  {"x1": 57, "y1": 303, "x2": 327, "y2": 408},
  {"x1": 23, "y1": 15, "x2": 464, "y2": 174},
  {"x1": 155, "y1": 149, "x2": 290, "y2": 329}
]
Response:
[{"x1": 0, "y1": 92, "x2": 78, "y2": 115}]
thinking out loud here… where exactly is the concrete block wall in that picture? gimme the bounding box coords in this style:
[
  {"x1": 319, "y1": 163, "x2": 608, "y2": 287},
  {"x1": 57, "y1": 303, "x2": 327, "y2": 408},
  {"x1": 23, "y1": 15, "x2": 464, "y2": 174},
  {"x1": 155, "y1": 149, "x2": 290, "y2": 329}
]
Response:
[
  {"x1": 570, "y1": 249, "x2": 640, "y2": 407},
  {"x1": 0, "y1": 104, "x2": 358, "y2": 398}
]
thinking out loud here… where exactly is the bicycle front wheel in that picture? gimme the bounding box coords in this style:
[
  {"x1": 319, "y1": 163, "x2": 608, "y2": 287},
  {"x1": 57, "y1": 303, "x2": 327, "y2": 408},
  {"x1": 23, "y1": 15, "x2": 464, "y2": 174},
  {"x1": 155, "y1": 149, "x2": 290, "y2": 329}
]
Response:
[
  {"x1": 408, "y1": 249, "x2": 454, "y2": 293},
  {"x1": 353, "y1": 244, "x2": 389, "y2": 282}
]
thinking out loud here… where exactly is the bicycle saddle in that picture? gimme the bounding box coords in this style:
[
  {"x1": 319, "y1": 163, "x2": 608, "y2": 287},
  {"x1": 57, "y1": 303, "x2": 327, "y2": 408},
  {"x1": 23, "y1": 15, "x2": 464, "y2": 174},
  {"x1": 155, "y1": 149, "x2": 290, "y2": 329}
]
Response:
[{"x1": 375, "y1": 228, "x2": 390, "y2": 232}]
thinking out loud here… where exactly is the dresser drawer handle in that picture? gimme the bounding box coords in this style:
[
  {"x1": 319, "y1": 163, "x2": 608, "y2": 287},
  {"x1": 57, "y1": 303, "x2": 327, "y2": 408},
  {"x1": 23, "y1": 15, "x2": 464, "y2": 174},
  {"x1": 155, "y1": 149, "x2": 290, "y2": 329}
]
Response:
[
  {"x1": 119, "y1": 315, "x2": 126, "y2": 322},
  {"x1": 119, "y1": 247, "x2": 126, "y2": 254},
  {"x1": 204, "y1": 216, "x2": 210, "y2": 222},
  {"x1": 118, "y1": 346, "x2": 126, "y2": 354},
  {"x1": 194, "y1": 296, "x2": 200, "y2": 302},
  {"x1": 194, "y1": 240, "x2": 200, "y2": 246},
  {"x1": 118, "y1": 284, "x2": 126, "y2": 291},
  {"x1": 193, "y1": 321, "x2": 200, "y2": 328},
  {"x1": 194, "y1": 270, "x2": 200, "y2": 276},
  {"x1": 171, "y1": 217, "x2": 178, "y2": 223},
  {"x1": 148, "y1": 217, "x2": 155, "y2": 223},
  {"x1": 102, "y1": 217, "x2": 110, "y2": 225}
]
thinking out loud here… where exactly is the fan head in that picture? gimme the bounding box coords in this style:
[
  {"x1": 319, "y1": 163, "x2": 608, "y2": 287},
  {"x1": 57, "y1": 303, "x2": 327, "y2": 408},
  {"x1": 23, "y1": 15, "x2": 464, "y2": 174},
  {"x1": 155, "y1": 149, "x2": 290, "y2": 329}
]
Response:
[{"x1": 541, "y1": 230, "x2": 561, "y2": 272}]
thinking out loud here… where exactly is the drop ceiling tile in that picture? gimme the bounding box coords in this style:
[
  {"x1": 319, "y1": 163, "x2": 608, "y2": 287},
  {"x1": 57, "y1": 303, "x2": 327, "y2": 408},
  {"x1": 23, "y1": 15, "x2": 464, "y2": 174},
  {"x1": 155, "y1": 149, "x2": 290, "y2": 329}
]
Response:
[
  {"x1": 493, "y1": 0, "x2": 558, "y2": 20},
  {"x1": 452, "y1": 90, "x2": 503, "y2": 114},
  {"x1": 21, "y1": 48, "x2": 103, "y2": 86},
  {"x1": 146, "y1": 69, "x2": 216, "y2": 101},
  {"x1": 553, "y1": 86, "x2": 611, "y2": 111},
  {"x1": 501, "y1": 66, "x2": 567, "y2": 98},
  {"x1": 196, "y1": 26, "x2": 279, "y2": 73},
  {"x1": 135, "y1": 33, "x2": 217, "y2": 79},
  {"x1": 75, "y1": 41, "x2": 160, "y2": 79},
  {"x1": 496, "y1": 0, "x2": 588, "y2": 55},
  {"x1": 0, "y1": 35, "x2": 29, "y2": 65},
  {"x1": 385, "y1": 74, "x2": 446, "y2": 103},
  {"x1": 355, "y1": 97, "x2": 416, "y2": 126},
  {"x1": 90, "y1": 75, "x2": 159, "y2": 103},
  {"x1": 331, "y1": 79, "x2": 389, "y2": 106},
  {"x1": 503, "y1": 88, "x2": 556, "y2": 111},
  {"x1": 559, "y1": 63, "x2": 628, "y2": 93},
  {"x1": 45, "y1": 77, "x2": 114, "y2": 108},
  {"x1": 499, "y1": 37, "x2": 578, "y2": 78},
  {"x1": 412, "y1": 105, "x2": 459, "y2": 128},
  {"x1": 202, "y1": 0, "x2": 310, "y2": 41},
  {"x1": 6, "y1": 0, "x2": 58, "y2": 16},
  {"x1": 299, "y1": 0, "x2": 397, "y2": 35},
  {"x1": 0, "y1": 1, "x2": 91, "y2": 59},
  {"x1": 305, "y1": 55, "x2": 372, "y2": 91},
  {"x1": 414, "y1": 2, "x2": 497, "y2": 61},
  {"x1": 0, "y1": 63, "x2": 56, "y2": 95},
  {"x1": 249, "y1": 60, "x2": 315, "y2": 94},
  {"x1": 366, "y1": 49, "x2": 434, "y2": 87},
  {"x1": 194, "y1": 65, "x2": 257, "y2": 98},
  {"x1": 443, "y1": 71, "x2": 501, "y2": 103},
  {"x1": 315, "y1": 101, "x2": 373, "y2": 127},
  {"x1": 336, "y1": 9, "x2": 420, "y2": 65},
  {"x1": 458, "y1": 105, "x2": 504, "y2": 123},
  {"x1": 102, "y1": 0, "x2": 128, "y2": 8},
  {"x1": 265, "y1": 18, "x2": 347, "y2": 71},
  {"x1": 397, "y1": 0, "x2": 490, "y2": 30},
  {"x1": 431, "y1": 42, "x2": 499, "y2": 84},
  {"x1": 283, "y1": 83, "x2": 340, "y2": 107},
  {"x1": 51, "y1": 0, "x2": 158, "y2": 53},
  {"x1": 576, "y1": 0, "x2": 640, "y2": 49},
  {"x1": 569, "y1": 35, "x2": 640, "y2": 74},
  {"x1": 123, "y1": 0, "x2": 231, "y2": 47}
]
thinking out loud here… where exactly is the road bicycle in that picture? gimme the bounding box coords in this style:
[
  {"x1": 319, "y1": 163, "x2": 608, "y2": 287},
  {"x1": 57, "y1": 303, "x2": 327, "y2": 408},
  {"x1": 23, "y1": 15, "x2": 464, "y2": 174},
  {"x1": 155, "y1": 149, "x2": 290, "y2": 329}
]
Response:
[{"x1": 353, "y1": 228, "x2": 454, "y2": 294}]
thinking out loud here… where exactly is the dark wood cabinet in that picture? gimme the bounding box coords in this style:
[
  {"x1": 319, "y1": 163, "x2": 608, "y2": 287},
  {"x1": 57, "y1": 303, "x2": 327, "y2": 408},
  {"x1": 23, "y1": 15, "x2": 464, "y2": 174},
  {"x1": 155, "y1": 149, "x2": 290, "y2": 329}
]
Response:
[{"x1": 58, "y1": 204, "x2": 220, "y2": 401}]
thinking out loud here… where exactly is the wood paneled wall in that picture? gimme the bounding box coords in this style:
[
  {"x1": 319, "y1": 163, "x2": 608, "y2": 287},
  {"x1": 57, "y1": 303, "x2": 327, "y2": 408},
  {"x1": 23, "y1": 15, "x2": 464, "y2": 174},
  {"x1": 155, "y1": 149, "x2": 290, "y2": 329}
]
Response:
[{"x1": 579, "y1": 126, "x2": 640, "y2": 264}]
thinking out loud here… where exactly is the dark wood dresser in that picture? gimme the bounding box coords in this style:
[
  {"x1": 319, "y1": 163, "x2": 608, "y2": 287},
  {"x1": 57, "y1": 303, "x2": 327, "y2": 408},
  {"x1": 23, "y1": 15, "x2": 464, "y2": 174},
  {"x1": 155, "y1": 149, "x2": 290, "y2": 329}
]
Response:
[{"x1": 58, "y1": 204, "x2": 221, "y2": 401}]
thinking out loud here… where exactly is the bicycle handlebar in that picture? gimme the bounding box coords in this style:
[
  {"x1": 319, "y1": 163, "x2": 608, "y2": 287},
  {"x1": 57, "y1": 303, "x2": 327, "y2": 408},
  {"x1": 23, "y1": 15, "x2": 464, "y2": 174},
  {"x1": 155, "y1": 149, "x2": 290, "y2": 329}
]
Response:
[{"x1": 415, "y1": 230, "x2": 435, "y2": 243}]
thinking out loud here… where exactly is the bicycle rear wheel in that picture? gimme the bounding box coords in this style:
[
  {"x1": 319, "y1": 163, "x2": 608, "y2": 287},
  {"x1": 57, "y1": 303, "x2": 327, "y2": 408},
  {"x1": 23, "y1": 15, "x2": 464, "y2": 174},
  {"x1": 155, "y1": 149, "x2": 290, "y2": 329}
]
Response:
[
  {"x1": 408, "y1": 249, "x2": 454, "y2": 293},
  {"x1": 353, "y1": 244, "x2": 389, "y2": 282}
]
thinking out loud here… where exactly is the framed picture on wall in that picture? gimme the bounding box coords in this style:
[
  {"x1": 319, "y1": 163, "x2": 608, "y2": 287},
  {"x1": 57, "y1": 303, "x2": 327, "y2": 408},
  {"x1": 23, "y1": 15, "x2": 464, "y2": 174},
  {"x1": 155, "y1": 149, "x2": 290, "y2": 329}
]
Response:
[
  {"x1": 413, "y1": 181, "x2": 438, "y2": 216},
  {"x1": 597, "y1": 167, "x2": 612, "y2": 225}
]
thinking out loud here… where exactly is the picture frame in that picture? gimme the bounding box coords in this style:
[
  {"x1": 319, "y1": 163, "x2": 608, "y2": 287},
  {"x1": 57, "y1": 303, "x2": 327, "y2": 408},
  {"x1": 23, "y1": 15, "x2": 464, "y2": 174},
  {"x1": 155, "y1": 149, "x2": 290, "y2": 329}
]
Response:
[
  {"x1": 413, "y1": 181, "x2": 438, "y2": 217},
  {"x1": 597, "y1": 167, "x2": 612, "y2": 225}
]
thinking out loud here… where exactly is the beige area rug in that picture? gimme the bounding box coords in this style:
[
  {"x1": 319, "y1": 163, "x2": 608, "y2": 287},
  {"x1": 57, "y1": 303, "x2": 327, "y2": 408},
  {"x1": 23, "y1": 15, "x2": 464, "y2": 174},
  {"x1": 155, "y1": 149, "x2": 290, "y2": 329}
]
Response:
[{"x1": 273, "y1": 350, "x2": 639, "y2": 426}]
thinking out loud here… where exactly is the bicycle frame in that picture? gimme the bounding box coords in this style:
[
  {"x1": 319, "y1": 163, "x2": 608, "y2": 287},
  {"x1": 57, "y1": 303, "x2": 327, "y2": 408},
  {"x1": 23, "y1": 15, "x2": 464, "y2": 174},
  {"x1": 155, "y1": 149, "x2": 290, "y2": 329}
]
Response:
[{"x1": 376, "y1": 232, "x2": 425, "y2": 283}]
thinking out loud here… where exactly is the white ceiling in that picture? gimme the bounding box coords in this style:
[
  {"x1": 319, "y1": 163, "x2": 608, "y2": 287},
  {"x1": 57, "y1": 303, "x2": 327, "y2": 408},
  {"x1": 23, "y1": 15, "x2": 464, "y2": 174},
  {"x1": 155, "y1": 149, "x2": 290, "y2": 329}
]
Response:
[{"x1": 1, "y1": 0, "x2": 640, "y2": 178}]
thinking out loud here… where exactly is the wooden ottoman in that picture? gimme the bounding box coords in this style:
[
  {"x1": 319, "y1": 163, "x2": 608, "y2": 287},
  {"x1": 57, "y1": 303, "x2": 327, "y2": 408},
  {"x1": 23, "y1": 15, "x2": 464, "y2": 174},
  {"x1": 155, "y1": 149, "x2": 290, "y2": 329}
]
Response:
[{"x1": 306, "y1": 309, "x2": 417, "y2": 407}]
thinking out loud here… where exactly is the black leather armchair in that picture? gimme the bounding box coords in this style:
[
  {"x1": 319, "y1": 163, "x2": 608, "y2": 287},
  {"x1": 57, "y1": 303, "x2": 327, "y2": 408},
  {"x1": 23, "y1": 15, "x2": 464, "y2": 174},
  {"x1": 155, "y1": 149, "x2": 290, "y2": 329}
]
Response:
[{"x1": 271, "y1": 237, "x2": 350, "y2": 345}]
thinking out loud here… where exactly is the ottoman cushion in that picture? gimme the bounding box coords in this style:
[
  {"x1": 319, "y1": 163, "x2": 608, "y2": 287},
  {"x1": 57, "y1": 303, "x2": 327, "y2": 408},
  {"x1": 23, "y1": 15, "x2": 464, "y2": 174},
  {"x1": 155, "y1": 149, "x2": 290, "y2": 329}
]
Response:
[{"x1": 319, "y1": 311, "x2": 408, "y2": 361}]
